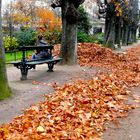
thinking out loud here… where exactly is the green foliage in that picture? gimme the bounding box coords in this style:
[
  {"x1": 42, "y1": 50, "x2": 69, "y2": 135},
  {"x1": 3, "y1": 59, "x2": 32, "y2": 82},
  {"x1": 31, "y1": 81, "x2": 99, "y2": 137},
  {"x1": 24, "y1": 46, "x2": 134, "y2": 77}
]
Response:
[
  {"x1": 77, "y1": 31, "x2": 89, "y2": 42},
  {"x1": 78, "y1": 6, "x2": 92, "y2": 34},
  {"x1": 3, "y1": 36, "x2": 19, "y2": 51},
  {"x1": 43, "y1": 30, "x2": 61, "y2": 45},
  {"x1": 93, "y1": 33, "x2": 104, "y2": 44},
  {"x1": 77, "y1": 32, "x2": 104, "y2": 44},
  {"x1": 137, "y1": 36, "x2": 140, "y2": 40},
  {"x1": 5, "y1": 50, "x2": 33, "y2": 62},
  {"x1": 14, "y1": 27, "x2": 36, "y2": 46}
]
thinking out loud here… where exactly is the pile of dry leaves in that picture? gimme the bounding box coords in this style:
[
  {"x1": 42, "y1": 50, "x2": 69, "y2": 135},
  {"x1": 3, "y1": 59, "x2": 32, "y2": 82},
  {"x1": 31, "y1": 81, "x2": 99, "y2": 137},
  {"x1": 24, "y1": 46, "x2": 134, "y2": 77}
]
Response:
[
  {"x1": 77, "y1": 43, "x2": 138, "y2": 67},
  {"x1": 0, "y1": 43, "x2": 140, "y2": 140},
  {"x1": 0, "y1": 74, "x2": 135, "y2": 140},
  {"x1": 54, "y1": 43, "x2": 140, "y2": 86},
  {"x1": 77, "y1": 43, "x2": 140, "y2": 86}
]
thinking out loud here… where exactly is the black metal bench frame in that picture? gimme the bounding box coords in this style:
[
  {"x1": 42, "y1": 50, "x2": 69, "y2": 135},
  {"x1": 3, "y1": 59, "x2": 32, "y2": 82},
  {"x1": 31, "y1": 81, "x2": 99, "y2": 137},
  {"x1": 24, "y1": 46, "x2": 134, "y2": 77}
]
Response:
[{"x1": 8, "y1": 45, "x2": 62, "y2": 80}]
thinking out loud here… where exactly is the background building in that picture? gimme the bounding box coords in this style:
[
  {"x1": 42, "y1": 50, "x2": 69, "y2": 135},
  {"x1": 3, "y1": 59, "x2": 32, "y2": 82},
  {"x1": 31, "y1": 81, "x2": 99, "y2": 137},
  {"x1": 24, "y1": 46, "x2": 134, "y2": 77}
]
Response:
[{"x1": 82, "y1": 0, "x2": 105, "y2": 34}]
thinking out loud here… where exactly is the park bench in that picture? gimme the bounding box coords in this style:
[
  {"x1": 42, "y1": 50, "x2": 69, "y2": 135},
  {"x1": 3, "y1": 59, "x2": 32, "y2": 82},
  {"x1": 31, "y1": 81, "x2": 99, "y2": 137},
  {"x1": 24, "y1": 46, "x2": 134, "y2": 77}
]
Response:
[{"x1": 8, "y1": 45, "x2": 62, "y2": 80}]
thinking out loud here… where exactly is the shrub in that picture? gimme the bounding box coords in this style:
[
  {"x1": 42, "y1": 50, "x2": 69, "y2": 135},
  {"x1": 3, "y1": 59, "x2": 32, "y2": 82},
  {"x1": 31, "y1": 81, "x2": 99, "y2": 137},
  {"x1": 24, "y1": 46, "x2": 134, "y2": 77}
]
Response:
[
  {"x1": 77, "y1": 32, "x2": 104, "y2": 44},
  {"x1": 3, "y1": 36, "x2": 19, "y2": 51},
  {"x1": 14, "y1": 27, "x2": 36, "y2": 46},
  {"x1": 93, "y1": 33, "x2": 104, "y2": 44},
  {"x1": 78, "y1": 6, "x2": 92, "y2": 34},
  {"x1": 77, "y1": 31, "x2": 89, "y2": 42},
  {"x1": 43, "y1": 30, "x2": 61, "y2": 45}
]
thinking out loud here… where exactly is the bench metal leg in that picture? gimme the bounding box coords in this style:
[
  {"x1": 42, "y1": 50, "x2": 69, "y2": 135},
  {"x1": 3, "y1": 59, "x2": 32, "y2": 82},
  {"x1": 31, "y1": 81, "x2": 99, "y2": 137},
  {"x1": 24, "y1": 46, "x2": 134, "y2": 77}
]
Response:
[
  {"x1": 32, "y1": 65, "x2": 36, "y2": 69},
  {"x1": 47, "y1": 63, "x2": 54, "y2": 72},
  {"x1": 20, "y1": 65, "x2": 28, "y2": 80}
]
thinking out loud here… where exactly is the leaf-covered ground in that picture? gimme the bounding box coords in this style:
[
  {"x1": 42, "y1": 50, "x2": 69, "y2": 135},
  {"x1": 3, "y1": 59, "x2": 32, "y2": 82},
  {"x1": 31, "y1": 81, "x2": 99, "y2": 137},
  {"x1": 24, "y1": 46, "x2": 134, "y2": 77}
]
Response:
[{"x1": 0, "y1": 43, "x2": 140, "y2": 140}]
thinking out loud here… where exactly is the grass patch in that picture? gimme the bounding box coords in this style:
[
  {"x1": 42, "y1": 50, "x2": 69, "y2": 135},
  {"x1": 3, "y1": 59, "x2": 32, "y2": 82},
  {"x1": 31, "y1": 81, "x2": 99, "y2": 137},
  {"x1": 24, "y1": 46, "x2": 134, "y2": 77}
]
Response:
[{"x1": 5, "y1": 50, "x2": 33, "y2": 62}]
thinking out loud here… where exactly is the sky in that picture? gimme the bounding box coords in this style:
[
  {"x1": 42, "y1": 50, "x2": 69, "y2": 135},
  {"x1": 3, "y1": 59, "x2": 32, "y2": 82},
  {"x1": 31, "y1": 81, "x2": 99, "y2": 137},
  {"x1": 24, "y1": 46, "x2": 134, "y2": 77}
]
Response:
[{"x1": 2, "y1": 0, "x2": 13, "y2": 7}]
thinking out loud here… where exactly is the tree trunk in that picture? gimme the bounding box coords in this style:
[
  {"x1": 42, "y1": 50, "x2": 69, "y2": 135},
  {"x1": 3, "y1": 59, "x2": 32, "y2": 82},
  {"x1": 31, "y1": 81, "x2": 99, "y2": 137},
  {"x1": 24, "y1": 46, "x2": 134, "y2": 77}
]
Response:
[
  {"x1": 131, "y1": 27, "x2": 134, "y2": 43},
  {"x1": 0, "y1": 0, "x2": 11, "y2": 100},
  {"x1": 122, "y1": 22, "x2": 129, "y2": 46},
  {"x1": 104, "y1": 16, "x2": 109, "y2": 44},
  {"x1": 138, "y1": 26, "x2": 140, "y2": 38},
  {"x1": 59, "y1": 0, "x2": 77, "y2": 65},
  {"x1": 105, "y1": 15, "x2": 115, "y2": 49},
  {"x1": 127, "y1": 26, "x2": 132, "y2": 44},
  {"x1": 115, "y1": 16, "x2": 121, "y2": 48},
  {"x1": 131, "y1": 26, "x2": 137, "y2": 43},
  {"x1": 104, "y1": 2, "x2": 116, "y2": 49}
]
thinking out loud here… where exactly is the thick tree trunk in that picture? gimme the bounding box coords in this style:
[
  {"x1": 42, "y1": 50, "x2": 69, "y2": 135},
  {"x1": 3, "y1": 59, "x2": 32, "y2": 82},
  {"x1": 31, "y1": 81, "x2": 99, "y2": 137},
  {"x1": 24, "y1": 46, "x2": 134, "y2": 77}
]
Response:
[
  {"x1": 131, "y1": 26, "x2": 137, "y2": 43},
  {"x1": 104, "y1": 2, "x2": 116, "y2": 49},
  {"x1": 131, "y1": 27, "x2": 134, "y2": 43},
  {"x1": 138, "y1": 26, "x2": 140, "y2": 38},
  {"x1": 59, "y1": 0, "x2": 77, "y2": 65},
  {"x1": 115, "y1": 16, "x2": 121, "y2": 48},
  {"x1": 127, "y1": 26, "x2": 132, "y2": 44},
  {"x1": 0, "y1": 0, "x2": 11, "y2": 100},
  {"x1": 128, "y1": 0, "x2": 138, "y2": 44},
  {"x1": 104, "y1": 17, "x2": 109, "y2": 44},
  {"x1": 134, "y1": 27, "x2": 137, "y2": 42},
  {"x1": 122, "y1": 22, "x2": 129, "y2": 46},
  {"x1": 105, "y1": 15, "x2": 115, "y2": 49}
]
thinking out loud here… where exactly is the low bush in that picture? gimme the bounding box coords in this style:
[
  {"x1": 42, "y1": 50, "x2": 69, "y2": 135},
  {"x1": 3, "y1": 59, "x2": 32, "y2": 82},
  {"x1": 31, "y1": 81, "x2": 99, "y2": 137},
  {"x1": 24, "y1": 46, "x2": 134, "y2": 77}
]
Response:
[
  {"x1": 93, "y1": 33, "x2": 104, "y2": 44},
  {"x1": 14, "y1": 27, "x2": 36, "y2": 46},
  {"x1": 3, "y1": 36, "x2": 19, "y2": 51},
  {"x1": 77, "y1": 32, "x2": 104, "y2": 44},
  {"x1": 43, "y1": 30, "x2": 61, "y2": 45},
  {"x1": 77, "y1": 31, "x2": 89, "y2": 43}
]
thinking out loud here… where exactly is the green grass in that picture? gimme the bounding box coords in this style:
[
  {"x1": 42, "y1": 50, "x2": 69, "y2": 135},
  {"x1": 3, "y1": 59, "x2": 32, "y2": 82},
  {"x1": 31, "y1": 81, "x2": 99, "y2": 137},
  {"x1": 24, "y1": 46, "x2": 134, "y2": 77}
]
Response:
[{"x1": 5, "y1": 51, "x2": 33, "y2": 62}]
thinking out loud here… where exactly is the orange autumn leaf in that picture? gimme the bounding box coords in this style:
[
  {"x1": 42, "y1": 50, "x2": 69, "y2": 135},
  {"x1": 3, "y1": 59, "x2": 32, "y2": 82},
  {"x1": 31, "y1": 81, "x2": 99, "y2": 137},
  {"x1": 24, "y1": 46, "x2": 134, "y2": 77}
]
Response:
[{"x1": 36, "y1": 8, "x2": 61, "y2": 31}]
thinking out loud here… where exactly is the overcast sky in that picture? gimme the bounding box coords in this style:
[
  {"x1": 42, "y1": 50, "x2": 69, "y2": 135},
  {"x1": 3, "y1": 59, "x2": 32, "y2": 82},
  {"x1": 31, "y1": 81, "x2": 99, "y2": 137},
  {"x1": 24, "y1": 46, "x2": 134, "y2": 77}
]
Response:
[{"x1": 2, "y1": 0, "x2": 13, "y2": 7}]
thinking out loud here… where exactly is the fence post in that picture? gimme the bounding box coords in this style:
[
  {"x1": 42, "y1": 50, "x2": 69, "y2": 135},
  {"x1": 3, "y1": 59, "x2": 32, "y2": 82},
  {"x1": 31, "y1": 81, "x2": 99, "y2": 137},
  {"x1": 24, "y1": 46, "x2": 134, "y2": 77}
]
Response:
[{"x1": 14, "y1": 50, "x2": 16, "y2": 61}]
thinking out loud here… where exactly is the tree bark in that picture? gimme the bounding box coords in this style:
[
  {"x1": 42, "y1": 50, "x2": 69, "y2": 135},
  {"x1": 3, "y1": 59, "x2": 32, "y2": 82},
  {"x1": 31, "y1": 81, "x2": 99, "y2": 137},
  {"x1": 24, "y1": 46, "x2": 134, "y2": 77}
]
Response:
[
  {"x1": 122, "y1": 22, "x2": 129, "y2": 46},
  {"x1": 104, "y1": 2, "x2": 116, "y2": 49},
  {"x1": 0, "y1": 0, "x2": 11, "y2": 100},
  {"x1": 127, "y1": 26, "x2": 132, "y2": 44},
  {"x1": 131, "y1": 26, "x2": 137, "y2": 43},
  {"x1": 115, "y1": 16, "x2": 121, "y2": 48},
  {"x1": 105, "y1": 15, "x2": 115, "y2": 49},
  {"x1": 59, "y1": 0, "x2": 77, "y2": 65}
]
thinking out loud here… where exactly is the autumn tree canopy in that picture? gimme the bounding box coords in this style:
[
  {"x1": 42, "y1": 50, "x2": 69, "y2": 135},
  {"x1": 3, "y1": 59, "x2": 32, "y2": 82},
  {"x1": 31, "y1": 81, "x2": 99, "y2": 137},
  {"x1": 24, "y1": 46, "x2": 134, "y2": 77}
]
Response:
[
  {"x1": 36, "y1": 8, "x2": 61, "y2": 32},
  {"x1": 2, "y1": 0, "x2": 61, "y2": 31}
]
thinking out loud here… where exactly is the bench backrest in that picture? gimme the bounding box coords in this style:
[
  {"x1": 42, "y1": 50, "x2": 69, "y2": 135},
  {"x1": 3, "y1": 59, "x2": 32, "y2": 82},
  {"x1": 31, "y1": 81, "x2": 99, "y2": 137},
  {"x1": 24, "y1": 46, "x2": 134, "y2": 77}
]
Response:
[
  {"x1": 19, "y1": 45, "x2": 54, "y2": 51},
  {"x1": 19, "y1": 45, "x2": 54, "y2": 62}
]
